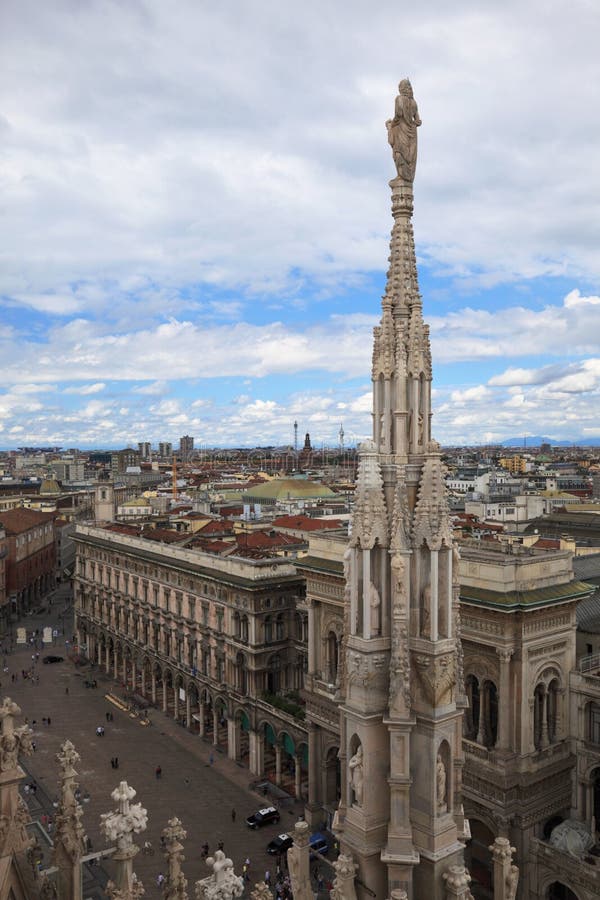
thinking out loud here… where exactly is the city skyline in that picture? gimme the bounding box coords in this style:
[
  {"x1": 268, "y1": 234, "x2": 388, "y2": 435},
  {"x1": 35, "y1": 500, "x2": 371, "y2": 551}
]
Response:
[{"x1": 1, "y1": 1, "x2": 600, "y2": 449}]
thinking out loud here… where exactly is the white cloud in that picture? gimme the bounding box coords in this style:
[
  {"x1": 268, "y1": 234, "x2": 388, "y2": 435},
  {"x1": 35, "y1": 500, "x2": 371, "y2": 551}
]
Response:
[{"x1": 64, "y1": 382, "x2": 106, "y2": 395}]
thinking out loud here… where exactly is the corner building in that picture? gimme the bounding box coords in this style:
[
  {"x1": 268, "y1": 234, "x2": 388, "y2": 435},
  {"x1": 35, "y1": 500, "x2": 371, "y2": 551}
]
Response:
[{"x1": 333, "y1": 84, "x2": 466, "y2": 899}]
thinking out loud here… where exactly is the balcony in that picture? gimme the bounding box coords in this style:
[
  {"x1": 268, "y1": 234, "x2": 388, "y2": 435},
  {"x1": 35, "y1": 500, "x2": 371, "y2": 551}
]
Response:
[{"x1": 580, "y1": 653, "x2": 600, "y2": 676}]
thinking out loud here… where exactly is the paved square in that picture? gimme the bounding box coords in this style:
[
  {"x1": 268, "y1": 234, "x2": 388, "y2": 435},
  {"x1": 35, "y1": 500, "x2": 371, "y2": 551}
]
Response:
[{"x1": 4, "y1": 597, "x2": 314, "y2": 898}]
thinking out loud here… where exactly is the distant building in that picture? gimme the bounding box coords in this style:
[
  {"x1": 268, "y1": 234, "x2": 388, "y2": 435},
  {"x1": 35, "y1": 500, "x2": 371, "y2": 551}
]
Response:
[
  {"x1": 158, "y1": 442, "x2": 173, "y2": 459},
  {"x1": 137, "y1": 442, "x2": 152, "y2": 459},
  {"x1": 110, "y1": 448, "x2": 140, "y2": 476},
  {"x1": 179, "y1": 435, "x2": 194, "y2": 462}
]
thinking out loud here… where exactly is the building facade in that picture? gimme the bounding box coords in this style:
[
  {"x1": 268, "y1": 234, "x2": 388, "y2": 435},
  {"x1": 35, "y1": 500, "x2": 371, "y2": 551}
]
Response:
[
  {"x1": 73, "y1": 524, "x2": 310, "y2": 797},
  {"x1": 458, "y1": 541, "x2": 595, "y2": 899},
  {"x1": 1, "y1": 507, "x2": 55, "y2": 621}
]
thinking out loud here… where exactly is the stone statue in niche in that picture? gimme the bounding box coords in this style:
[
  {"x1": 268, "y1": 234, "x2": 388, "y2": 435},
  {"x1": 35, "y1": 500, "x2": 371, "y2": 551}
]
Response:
[
  {"x1": 436, "y1": 753, "x2": 447, "y2": 814},
  {"x1": 369, "y1": 583, "x2": 381, "y2": 635},
  {"x1": 348, "y1": 744, "x2": 364, "y2": 806},
  {"x1": 386, "y1": 78, "x2": 422, "y2": 183}
]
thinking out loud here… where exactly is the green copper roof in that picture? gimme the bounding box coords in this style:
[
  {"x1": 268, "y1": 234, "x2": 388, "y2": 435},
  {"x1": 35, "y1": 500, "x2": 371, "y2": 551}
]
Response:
[{"x1": 460, "y1": 579, "x2": 594, "y2": 610}]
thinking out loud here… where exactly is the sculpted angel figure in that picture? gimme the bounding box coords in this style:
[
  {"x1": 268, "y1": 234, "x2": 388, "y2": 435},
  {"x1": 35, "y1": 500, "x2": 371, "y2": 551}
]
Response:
[{"x1": 386, "y1": 79, "x2": 422, "y2": 183}]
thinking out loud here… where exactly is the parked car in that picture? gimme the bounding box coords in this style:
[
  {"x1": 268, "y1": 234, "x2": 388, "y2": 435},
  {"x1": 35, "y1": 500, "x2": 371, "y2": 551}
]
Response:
[
  {"x1": 266, "y1": 833, "x2": 294, "y2": 855},
  {"x1": 246, "y1": 806, "x2": 280, "y2": 829},
  {"x1": 309, "y1": 832, "x2": 329, "y2": 857},
  {"x1": 42, "y1": 655, "x2": 64, "y2": 664}
]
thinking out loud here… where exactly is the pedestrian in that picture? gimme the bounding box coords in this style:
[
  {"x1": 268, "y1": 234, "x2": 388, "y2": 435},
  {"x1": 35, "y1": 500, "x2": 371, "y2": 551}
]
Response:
[
  {"x1": 317, "y1": 873, "x2": 324, "y2": 891},
  {"x1": 231, "y1": 808, "x2": 236, "y2": 823},
  {"x1": 265, "y1": 870, "x2": 271, "y2": 886},
  {"x1": 155, "y1": 765, "x2": 162, "y2": 779},
  {"x1": 65, "y1": 686, "x2": 69, "y2": 695},
  {"x1": 217, "y1": 840, "x2": 224, "y2": 852},
  {"x1": 209, "y1": 751, "x2": 214, "y2": 766},
  {"x1": 114, "y1": 757, "x2": 119, "y2": 769},
  {"x1": 156, "y1": 873, "x2": 165, "y2": 888},
  {"x1": 42, "y1": 717, "x2": 46, "y2": 726},
  {"x1": 110, "y1": 758, "x2": 115, "y2": 769},
  {"x1": 106, "y1": 711, "x2": 110, "y2": 722},
  {"x1": 201, "y1": 842, "x2": 209, "y2": 858},
  {"x1": 47, "y1": 716, "x2": 51, "y2": 726}
]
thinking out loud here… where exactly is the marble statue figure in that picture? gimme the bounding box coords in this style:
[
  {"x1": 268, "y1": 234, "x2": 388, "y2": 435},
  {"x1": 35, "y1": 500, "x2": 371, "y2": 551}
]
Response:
[{"x1": 386, "y1": 79, "x2": 422, "y2": 183}]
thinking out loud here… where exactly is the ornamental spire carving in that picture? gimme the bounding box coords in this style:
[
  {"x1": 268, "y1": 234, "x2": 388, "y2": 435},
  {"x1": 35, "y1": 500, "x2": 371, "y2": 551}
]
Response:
[
  {"x1": 162, "y1": 817, "x2": 189, "y2": 900},
  {"x1": 350, "y1": 440, "x2": 388, "y2": 549},
  {"x1": 53, "y1": 740, "x2": 87, "y2": 900},
  {"x1": 412, "y1": 453, "x2": 453, "y2": 551},
  {"x1": 0, "y1": 697, "x2": 33, "y2": 773}
]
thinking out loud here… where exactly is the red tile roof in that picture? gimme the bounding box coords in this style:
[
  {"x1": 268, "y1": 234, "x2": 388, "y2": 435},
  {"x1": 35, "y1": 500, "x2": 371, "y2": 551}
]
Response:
[
  {"x1": 272, "y1": 515, "x2": 343, "y2": 532},
  {"x1": 1, "y1": 507, "x2": 55, "y2": 534}
]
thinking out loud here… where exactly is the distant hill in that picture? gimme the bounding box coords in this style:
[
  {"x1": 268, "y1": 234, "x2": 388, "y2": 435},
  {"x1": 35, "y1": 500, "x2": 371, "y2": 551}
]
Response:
[{"x1": 501, "y1": 436, "x2": 600, "y2": 447}]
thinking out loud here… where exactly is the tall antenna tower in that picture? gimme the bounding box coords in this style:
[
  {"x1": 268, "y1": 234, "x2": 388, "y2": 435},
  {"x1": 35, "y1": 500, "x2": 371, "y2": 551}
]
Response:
[
  {"x1": 294, "y1": 420, "x2": 298, "y2": 453},
  {"x1": 339, "y1": 422, "x2": 345, "y2": 452}
]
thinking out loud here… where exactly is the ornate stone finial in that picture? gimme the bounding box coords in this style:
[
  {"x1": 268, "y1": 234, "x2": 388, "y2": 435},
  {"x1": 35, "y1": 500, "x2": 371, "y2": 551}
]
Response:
[
  {"x1": 250, "y1": 885, "x2": 272, "y2": 900},
  {"x1": 442, "y1": 865, "x2": 474, "y2": 899},
  {"x1": 101, "y1": 781, "x2": 147, "y2": 898},
  {"x1": 162, "y1": 817, "x2": 188, "y2": 900},
  {"x1": 194, "y1": 849, "x2": 244, "y2": 900},
  {"x1": 386, "y1": 79, "x2": 422, "y2": 183},
  {"x1": 0, "y1": 696, "x2": 33, "y2": 773},
  {"x1": 106, "y1": 876, "x2": 145, "y2": 900},
  {"x1": 330, "y1": 853, "x2": 358, "y2": 900}
]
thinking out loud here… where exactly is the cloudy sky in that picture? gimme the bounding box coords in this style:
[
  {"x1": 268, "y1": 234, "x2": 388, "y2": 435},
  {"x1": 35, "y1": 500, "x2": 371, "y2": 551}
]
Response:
[{"x1": 1, "y1": 0, "x2": 599, "y2": 449}]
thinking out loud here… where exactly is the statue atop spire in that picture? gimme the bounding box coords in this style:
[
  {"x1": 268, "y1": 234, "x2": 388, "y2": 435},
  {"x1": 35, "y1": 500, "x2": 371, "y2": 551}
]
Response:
[{"x1": 386, "y1": 78, "x2": 422, "y2": 183}]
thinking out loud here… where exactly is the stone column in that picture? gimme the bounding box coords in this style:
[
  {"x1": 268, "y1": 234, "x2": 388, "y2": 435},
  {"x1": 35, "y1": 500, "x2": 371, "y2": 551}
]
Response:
[
  {"x1": 362, "y1": 549, "x2": 371, "y2": 639},
  {"x1": 287, "y1": 821, "x2": 312, "y2": 900},
  {"x1": 105, "y1": 644, "x2": 110, "y2": 673},
  {"x1": 430, "y1": 549, "x2": 439, "y2": 641},
  {"x1": 151, "y1": 672, "x2": 156, "y2": 705},
  {"x1": 131, "y1": 660, "x2": 137, "y2": 692},
  {"x1": 228, "y1": 718, "x2": 240, "y2": 761},
  {"x1": 446, "y1": 549, "x2": 453, "y2": 639},
  {"x1": 349, "y1": 551, "x2": 358, "y2": 636},
  {"x1": 186, "y1": 691, "x2": 191, "y2": 729},
  {"x1": 198, "y1": 704, "x2": 205, "y2": 738},
  {"x1": 249, "y1": 729, "x2": 264, "y2": 776},
  {"x1": 307, "y1": 725, "x2": 318, "y2": 807},
  {"x1": 275, "y1": 743, "x2": 282, "y2": 786},
  {"x1": 113, "y1": 647, "x2": 118, "y2": 678},
  {"x1": 489, "y1": 836, "x2": 519, "y2": 900},
  {"x1": 212, "y1": 709, "x2": 219, "y2": 746},
  {"x1": 162, "y1": 681, "x2": 167, "y2": 713},
  {"x1": 540, "y1": 687, "x2": 549, "y2": 749},
  {"x1": 140, "y1": 666, "x2": 146, "y2": 697},
  {"x1": 294, "y1": 754, "x2": 302, "y2": 799},
  {"x1": 307, "y1": 601, "x2": 316, "y2": 675},
  {"x1": 174, "y1": 685, "x2": 179, "y2": 721},
  {"x1": 496, "y1": 649, "x2": 513, "y2": 751},
  {"x1": 476, "y1": 684, "x2": 486, "y2": 745}
]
